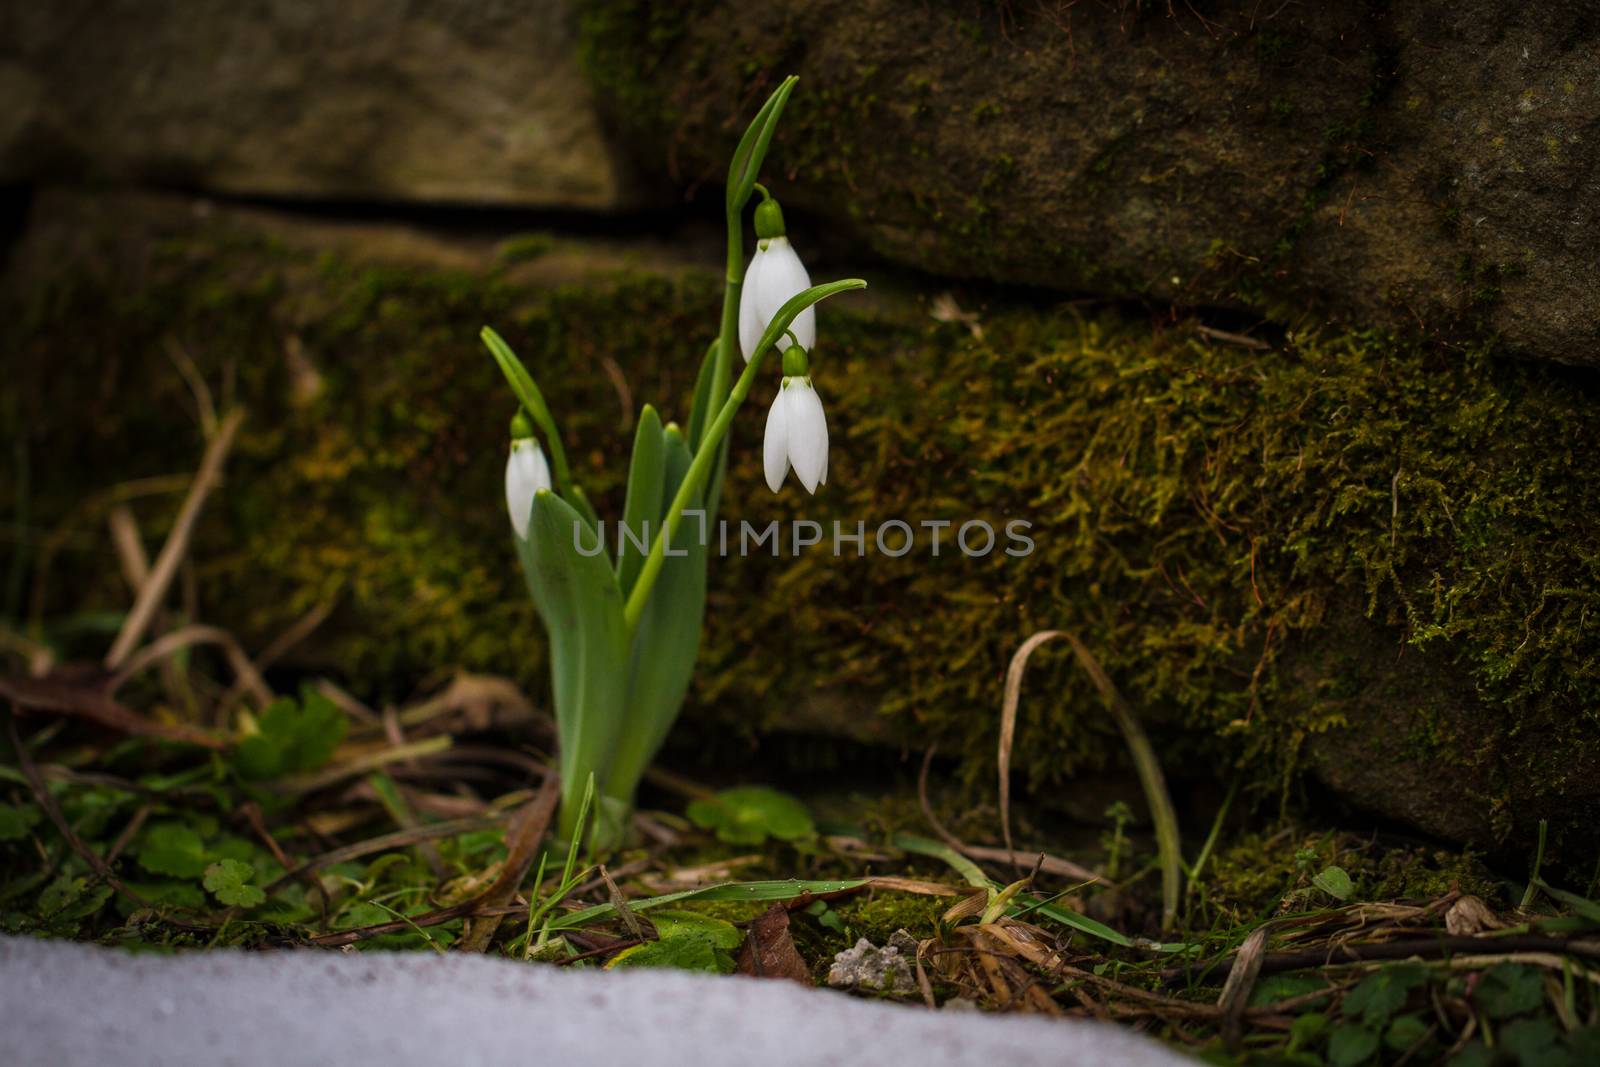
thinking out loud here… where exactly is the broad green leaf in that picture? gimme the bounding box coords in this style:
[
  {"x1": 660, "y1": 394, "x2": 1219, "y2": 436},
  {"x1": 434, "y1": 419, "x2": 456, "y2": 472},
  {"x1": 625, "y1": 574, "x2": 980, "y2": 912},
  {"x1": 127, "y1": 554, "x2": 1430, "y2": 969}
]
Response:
[
  {"x1": 1449, "y1": 1041, "x2": 1493, "y2": 1067},
  {"x1": 607, "y1": 934, "x2": 731, "y2": 974},
  {"x1": 1313, "y1": 865, "x2": 1353, "y2": 900},
  {"x1": 1474, "y1": 963, "x2": 1545, "y2": 1019},
  {"x1": 687, "y1": 786, "x2": 813, "y2": 845},
  {"x1": 135, "y1": 822, "x2": 210, "y2": 878},
  {"x1": 37, "y1": 875, "x2": 114, "y2": 921},
  {"x1": 1287, "y1": 1012, "x2": 1329, "y2": 1052},
  {"x1": 1252, "y1": 974, "x2": 1330, "y2": 1007},
  {"x1": 1342, "y1": 965, "x2": 1427, "y2": 1027},
  {"x1": 1327, "y1": 1024, "x2": 1379, "y2": 1067},
  {"x1": 616, "y1": 404, "x2": 664, "y2": 596},
  {"x1": 686, "y1": 339, "x2": 718, "y2": 454},
  {"x1": 651, "y1": 909, "x2": 743, "y2": 949},
  {"x1": 606, "y1": 426, "x2": 708, "y2": 809},
  {"x1": 1498, "y1": 1018, "x2": 1561, "y2": 1062},
  {"x1": 235, "y1": 691, "x2": 346, "y2": 780},
  {"x1": 516, "y1": 489, "x2": 629, "y2": 833},
  {"x1": 0, "y1": 802, "x2": 39, "y2": 840},
  {"x1": 1384, "y1": 1014, "x2": 1430, "y2": 1052},
  {"x1": 203, "y1": 859, "x2": 265, "y2": 908}
]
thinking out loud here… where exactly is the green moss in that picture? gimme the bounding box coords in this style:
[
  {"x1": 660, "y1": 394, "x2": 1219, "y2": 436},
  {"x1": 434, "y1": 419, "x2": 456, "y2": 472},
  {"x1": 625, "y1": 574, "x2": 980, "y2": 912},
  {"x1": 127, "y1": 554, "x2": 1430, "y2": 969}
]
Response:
[
  {"x1": 1197, "y1": 831, "x2": 1503, "y2": 926},
  {"x1": 6, "y1": 207, "x2": 1599, "y2": 855}
]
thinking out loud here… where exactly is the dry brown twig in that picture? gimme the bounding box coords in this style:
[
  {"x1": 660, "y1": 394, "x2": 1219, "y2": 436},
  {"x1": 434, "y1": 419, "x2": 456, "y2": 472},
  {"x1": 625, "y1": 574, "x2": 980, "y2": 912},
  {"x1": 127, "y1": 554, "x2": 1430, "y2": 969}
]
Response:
[{"x1": 105, "y1": 408, "x2": 244, "y2": 669}]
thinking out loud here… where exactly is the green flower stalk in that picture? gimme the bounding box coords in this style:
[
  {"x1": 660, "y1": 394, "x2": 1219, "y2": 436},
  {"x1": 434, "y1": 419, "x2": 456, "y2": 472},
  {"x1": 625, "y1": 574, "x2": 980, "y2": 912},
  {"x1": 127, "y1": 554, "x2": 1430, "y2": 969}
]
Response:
[{"x1": 483, "y1": 76, "x2": 866, "y2": 843}]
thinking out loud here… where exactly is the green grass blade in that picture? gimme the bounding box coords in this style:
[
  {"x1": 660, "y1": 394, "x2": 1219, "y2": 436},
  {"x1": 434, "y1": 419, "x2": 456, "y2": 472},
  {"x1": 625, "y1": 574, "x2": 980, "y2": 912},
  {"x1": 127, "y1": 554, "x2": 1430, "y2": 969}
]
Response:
[
  {"x1": 892, "y1": 833, "x2": 991, "y2": 891},
  {"x1": 617, "y1": 405, "x2": 665, "y2": 596},
  {"x1": 519, "y1": 491, "x2": 629, "y2": 838},
  {"x1": 726, "y1": 76, "x2": 798, "y2": 213},
  {"x1": 605, "y1": 426, "x2": 706, "y2": 809},
  {"x1": 1533, "y1": 877, "x2": 1600, "y2": 925},
  {"x1": 481, "y1": 325, "x2": 574, "y2": 492}
]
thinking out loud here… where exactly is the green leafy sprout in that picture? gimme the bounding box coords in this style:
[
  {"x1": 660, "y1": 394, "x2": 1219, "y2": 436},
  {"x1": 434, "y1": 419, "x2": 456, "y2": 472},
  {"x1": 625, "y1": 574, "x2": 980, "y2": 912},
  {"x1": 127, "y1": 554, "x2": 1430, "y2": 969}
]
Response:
[{"x1": 481, "y1": 75, "x2": 866, "y2": 842}]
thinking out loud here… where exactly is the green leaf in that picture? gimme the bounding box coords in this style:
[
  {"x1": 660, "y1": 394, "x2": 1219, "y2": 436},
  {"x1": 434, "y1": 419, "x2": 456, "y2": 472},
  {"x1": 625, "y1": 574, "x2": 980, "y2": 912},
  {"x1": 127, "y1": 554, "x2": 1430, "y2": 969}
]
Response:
[
  {"x1": 235, "y1": 691, "x2": 346, "y2": 780},
  {"x1": 1287, "y1": 1012, "x2": 1329, "y2": 1052},
  {"x1": 687, "y1": 786, "x2": 814, "y2": 845},
  {"x1": 1313, "y1": 865, "x2": 1354, "y2": 900},
  {"x1": 37, "y1": 875, "x2": 114, "y2": 921},
  {"x1": 1252, "y1": 974, "x2": 1330, "y2": 1007},
  {"x1": 1450, "y1": 1040, "x2": 1493, "y2": 1067},
  {"x1": 1327, "y1": 1024, "x2": 1380, "y2": 1067},
  {"x1": 725, "y1": 76, "x2": 798, "y2": 212},
  {"x1": 606, "y1": 909, "x2": 743, "y2": 974},
  {"x1": 650, "y1": 910, "x2": 743, "y2": 950},
  {"x1": 616, "y1": 404, "x2": 664, "y2": 596},
  {"x1": 1499, "y1": 1018, "x2": 1562, "y2": 1065},
  {"x1": 1533, "y1": 877, "x2": 1600, "y2": 925},
  {"x1": 0, "y1": 801, "x2": 40, "y2": 840},
  {"x1": 515, "y1": 489, "x2": 629, "y2": 835},
  {"x1": 203, "y1": 859, "x2": 265, "y2": 908},
  {"x1": 117, "y1": 880, "x2": 209, "y2": 917},
  {"x1": 1475, "y1": 963, "x2": 1546, "y2": 1019},
  {"x1": 1342, "y1": 965, "x2": 1427, "y2": 1027},
  {"x1": 481, "y1": 325, "x2": 571, "y2": 492},
  {"x1": 135, "y1": 822, "x2": 210, "y2": 878},
  {"x1": 686, "y1": 340, "x2": 719, "y2": 454},
  {"x1": 606, "y1": 425, "x2": 708, "y2": 809},
  {"x1": 1385, "y1": 1014, "x2": 1431, "y2": 1052}
]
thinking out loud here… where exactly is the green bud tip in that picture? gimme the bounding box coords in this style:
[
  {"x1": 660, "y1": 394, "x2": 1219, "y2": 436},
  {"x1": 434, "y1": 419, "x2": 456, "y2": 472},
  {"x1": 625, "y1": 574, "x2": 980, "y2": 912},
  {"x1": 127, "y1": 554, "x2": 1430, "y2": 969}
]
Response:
[
  {"x1": 754, "y1": 195, "x2": 786, "y2": 240},
  {"x1": 782, "y1": 344, "x2": 810, "y2": 377},
  {"x1": 510, "y1": 410, "x2": 534, "y2": 440}
]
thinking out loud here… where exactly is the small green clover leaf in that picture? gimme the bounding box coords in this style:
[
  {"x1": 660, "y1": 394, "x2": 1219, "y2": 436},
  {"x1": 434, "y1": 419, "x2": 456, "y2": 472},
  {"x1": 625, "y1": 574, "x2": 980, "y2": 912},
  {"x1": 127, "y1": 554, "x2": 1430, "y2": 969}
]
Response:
[
  {"x1": 203, "y1": 859, "x2": 265, "y2": 908},
  {"x1": 1313, "y1": 865, "x2": 1354, "y2": 901},
  {"x1": 1475, "y1": 963, "x2": 1545, "y2": 1019},
  {"x1": 1342, "y1": 965, "x2": 1427, "y2": 1028},
  {"x1": 1327, "y1": 1023, "x2": 1379, "y2": 1067},
  {"x1": 686, "y1": 786, "x2": 814, "y2": 845},
  {"x1": 234, "y1": 691, "x2": 346, "y2": 781},
  {"x1": 0, "y1": 802, "x2": 40, "y2": 841},
  {"x1": 136, "y1": 822, "x2": 210, "y2": 878}
]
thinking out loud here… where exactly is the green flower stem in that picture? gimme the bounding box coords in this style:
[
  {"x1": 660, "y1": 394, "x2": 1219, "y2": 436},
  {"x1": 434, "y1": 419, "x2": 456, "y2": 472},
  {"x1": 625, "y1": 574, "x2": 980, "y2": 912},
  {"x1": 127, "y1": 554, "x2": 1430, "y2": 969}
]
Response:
[
  {"x1": 481, "y1": 325, "x2": 574, "y2": 491},
  {"x1": 622, "y1": 279, "x2": 867, "y2": 637}
]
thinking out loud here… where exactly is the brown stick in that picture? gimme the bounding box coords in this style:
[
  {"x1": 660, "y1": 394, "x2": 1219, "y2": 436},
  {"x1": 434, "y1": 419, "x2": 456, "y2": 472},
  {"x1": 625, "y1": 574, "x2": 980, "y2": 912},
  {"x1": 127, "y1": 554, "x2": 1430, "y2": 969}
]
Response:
[
  {"x1": 457, "y1": 774, "x2": 561, "y2": 952},
  {"x1": 8, "y1": 712, "x2": 151, "y2": 909},
  {"x1": 1163, "y1": 935, "x2": 1600, "y2": 984},
  {"x1": 105, "y1": 409, "x2": 244, "y2": 669}
]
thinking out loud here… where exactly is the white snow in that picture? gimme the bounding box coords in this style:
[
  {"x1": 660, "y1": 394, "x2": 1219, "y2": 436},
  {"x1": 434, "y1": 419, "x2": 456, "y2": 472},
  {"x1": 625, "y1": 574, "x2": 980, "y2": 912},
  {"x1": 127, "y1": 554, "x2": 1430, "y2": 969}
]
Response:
[{"x1": 0, "y1": 935, "x2": 1192, "y2": 1066}]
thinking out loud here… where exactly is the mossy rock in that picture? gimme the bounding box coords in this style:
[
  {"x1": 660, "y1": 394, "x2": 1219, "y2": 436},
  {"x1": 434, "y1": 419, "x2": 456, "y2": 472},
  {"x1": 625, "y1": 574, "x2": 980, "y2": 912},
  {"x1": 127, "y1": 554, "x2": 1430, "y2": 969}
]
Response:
[
  {"x1": 3, "y1": 189, "x2": 1597, "y2": 866},
  {"x1": 578, "y1": 0, "x2": 1600, "y2": 367}
]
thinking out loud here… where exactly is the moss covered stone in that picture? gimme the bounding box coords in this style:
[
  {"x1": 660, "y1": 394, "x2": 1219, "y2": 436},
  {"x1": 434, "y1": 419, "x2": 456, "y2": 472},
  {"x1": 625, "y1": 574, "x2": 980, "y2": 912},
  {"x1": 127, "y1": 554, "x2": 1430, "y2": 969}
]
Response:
[
  {"x1": 3, "y1": 190, "x2": 1597, "y2": 863},
  {"x1": 578, "y1": 1, "x2": 1600, "y2": 367}
]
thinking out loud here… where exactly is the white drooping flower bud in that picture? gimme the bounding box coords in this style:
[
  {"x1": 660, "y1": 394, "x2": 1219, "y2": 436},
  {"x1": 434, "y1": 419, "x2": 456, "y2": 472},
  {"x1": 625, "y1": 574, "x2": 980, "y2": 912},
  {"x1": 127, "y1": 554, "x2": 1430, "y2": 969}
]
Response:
[
  {"x1": 739, "y1": 194, "x2": 814, "y2": 363},
  {"x1": 505, "y1": 416, "x2": 552, "y2": 539},
  {"x1": 763, "y1": 373, "x2": 829, "y2": 495}
]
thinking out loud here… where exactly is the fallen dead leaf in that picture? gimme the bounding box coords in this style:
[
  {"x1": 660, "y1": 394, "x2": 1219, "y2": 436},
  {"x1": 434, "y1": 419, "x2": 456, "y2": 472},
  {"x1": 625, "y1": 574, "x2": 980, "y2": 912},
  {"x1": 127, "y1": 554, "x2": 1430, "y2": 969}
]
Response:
[{"x1": 735, "y1": 903, "x2": 810, "y2": 984}]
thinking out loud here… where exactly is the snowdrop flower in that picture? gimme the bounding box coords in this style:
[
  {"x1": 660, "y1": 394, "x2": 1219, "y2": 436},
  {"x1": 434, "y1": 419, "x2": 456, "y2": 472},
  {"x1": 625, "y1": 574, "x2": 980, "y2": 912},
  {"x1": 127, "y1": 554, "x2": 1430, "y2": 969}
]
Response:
[
  {"x1": 763, "y1": 346, "x2": 829, "y2": 494},
  {"x1": 739, "y1": 193, "x2": 814, "y2": 363},
  {"x1": 505, "y1": 411, "x2": 552, "y2": 539}
]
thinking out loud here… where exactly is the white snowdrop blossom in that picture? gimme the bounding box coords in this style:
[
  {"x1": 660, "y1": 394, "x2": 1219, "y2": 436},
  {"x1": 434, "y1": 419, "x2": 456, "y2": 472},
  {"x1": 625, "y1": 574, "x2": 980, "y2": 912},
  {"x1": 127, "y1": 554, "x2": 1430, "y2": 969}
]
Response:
[
  {"x1": 763, "y1": 376, "x2": 829, "y2": 494},
  {"x1": 505, "y1": 436, "x2": 552, "y2": 539},
  {"x1": 739, "y1": 235, "x2": 814, "y2": 363}
]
